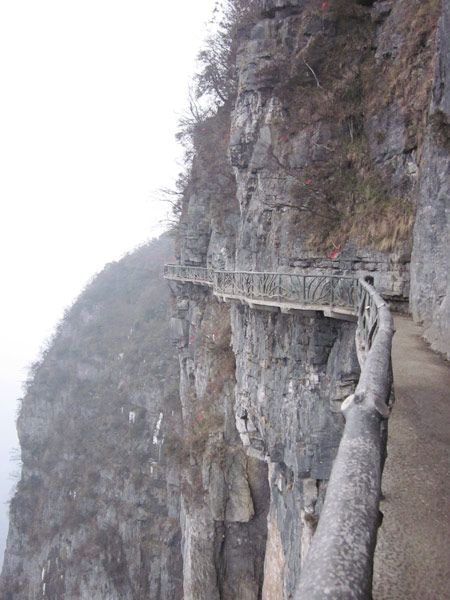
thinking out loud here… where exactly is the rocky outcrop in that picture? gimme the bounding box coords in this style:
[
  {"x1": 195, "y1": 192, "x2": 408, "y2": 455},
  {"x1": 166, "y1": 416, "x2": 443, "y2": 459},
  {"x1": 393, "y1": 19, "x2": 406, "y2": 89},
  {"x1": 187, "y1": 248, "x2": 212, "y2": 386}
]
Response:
[
  {"x1": 232, "y1": 305, "x2": 359, "y2": 597},
  {"x1": 0, "y1": 237, "x2": 183, "y2": 599},
  {"x1": 410, "y1": 1, "x2": 450, "y2": 359},
  {"x1": 168, "y1": 285, "x2": 269, "y2": 599},
  {"x1": 173, "y1": 0, "x2": 446, "y2": 596},
  {"x1": 228, "y1": 0, "x2": 432, "y2": 308}
]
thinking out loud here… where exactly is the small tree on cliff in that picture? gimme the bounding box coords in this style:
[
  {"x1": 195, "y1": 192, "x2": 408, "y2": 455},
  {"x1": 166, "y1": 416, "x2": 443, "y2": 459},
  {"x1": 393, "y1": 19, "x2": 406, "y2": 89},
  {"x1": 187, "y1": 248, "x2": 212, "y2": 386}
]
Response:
[
  {"x1": 195, "y1": 0, "x2": 258, "y2": 107},
  {"x1": 161, "y1": 0, "x2": 258, "y2": 236}
]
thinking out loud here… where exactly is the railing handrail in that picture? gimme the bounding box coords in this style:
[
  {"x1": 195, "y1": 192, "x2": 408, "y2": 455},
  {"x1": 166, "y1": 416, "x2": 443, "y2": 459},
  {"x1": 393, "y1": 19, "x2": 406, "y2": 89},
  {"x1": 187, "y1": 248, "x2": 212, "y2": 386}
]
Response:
[
  {"x1": 163, "y1": 264, "x2": 214, "y2": 286},
  {"x1": 294, "y1": 279, "x2": 393, "y2": 599},
  {"x1": 215, "y1": 269, "x2": 357, "y2": 280},
  {"x1": 164, "y1": 263, "x2": 393, "y2": 599},
  {"x1": 164, "y1": 265, "x2": 361, "y2": 312},
  {"x1": 166, "y1": 264, "x2": 357, "y2": 279}
]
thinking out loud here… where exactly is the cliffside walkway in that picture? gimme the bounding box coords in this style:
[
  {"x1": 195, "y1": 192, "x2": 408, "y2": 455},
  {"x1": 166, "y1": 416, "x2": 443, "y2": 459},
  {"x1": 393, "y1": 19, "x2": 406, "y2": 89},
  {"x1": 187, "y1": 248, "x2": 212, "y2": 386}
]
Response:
[
  {"x1": 373, "y1": 315, "x2": 450, "y2": 600},
  {"x1": 164, "y1": 264, "x2": 362, "y2": 321},
  {"x1": 165, "y1": 264, "x2": 394, "y2": 599}
]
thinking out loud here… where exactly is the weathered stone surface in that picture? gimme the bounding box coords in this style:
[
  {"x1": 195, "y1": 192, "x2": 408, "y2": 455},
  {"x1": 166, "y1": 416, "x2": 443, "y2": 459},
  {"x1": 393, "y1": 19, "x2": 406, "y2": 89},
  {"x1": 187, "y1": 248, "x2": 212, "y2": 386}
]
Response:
[
  {"x1": 228, "y1": 1, "x2": 416, "y2": 309},
  {"x1": 0, "y1": 237, "x2": 184, "y2": 599},
  {"x1": 171, "y1": 288, "x2": 269, "y2": 600},
  {"x1": 173, "y1": 1, "x2": 445, "y2": 596},
  {"x1": 230, "y1": 303, "x2": 359, "y2": 595},
  {"x1": 410, "y1": 2, "x2": 450, "y2": 359},
  {"x1": 259, "y1": 0, "x2": 303, "y2": 15}
]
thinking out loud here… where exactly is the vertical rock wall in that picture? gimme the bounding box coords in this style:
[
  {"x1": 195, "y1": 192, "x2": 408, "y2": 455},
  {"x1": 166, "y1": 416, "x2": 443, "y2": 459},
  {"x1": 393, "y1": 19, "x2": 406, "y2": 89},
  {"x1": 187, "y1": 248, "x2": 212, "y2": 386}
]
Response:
[
  {"x1": 175, "y1": 0, "x2": 446, "y2": 595},
  {"x1": 169, "y1": 285, "x2": 269, "y2": 600},
  {"x1": 229, "y1": 0, "x2": 420, "y2": 306},
  {"x1": 411, "y1": 1, "x2": 450, "y2": 359},
  {"x1": 0, "y1": 239, "x2": 184, "y2": 600},
  {"x1": 231, "y1": 306, "x2": 359, "y2": 596}
]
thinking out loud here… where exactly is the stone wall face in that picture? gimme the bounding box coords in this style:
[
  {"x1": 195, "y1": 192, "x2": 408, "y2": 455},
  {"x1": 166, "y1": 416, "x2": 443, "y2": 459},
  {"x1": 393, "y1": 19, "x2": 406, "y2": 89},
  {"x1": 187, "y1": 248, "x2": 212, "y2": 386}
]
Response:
[
  {"x1": 411, "y1": 2, "x2": 450, "y2": 359},
  {"x1": 231, "y1": 305, "x2": 359, "y2": 596},
  {"x1": 170, "y1": 285, "x2": 269, "y2": 600},
  {"x1": 173, "y1": 0, "x2": 447, "y2": 595},
  {"x1": 227, "y1": 0, "x2": 432, "y2": 308},
  {"x1": 0, "y1": 239, "x2": 185, "y2": 600}
]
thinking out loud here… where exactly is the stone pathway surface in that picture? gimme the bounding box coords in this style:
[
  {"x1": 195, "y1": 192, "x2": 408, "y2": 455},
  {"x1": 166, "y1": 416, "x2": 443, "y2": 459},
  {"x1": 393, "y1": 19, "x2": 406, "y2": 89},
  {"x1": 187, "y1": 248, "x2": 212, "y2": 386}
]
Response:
[{"x1": 373, "y1": 315, "x2": 450, "y2": 599}]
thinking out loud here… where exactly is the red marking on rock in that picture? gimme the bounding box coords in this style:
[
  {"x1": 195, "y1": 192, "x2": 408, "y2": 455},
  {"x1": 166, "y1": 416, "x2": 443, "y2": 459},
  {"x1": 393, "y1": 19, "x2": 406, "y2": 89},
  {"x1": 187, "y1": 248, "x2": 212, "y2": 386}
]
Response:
[
  {"x1": 330, "y1": 248, "x2": 339, "y2": 259},
  {"x1": 321, "y1": 1, "x2": 327, "y2": 9},
  {"x1": 306, "y1": 179, "x2": 312, "y2": 185},
  {"x1": 280, "y1": 136, "x2": 288, "y2": 142},
  {"x1": 190, "y1": 336, "x2": 195, "y2": 343},
  {"x1": 198, "y1": 413, "x2": 203, "y2": 421}
]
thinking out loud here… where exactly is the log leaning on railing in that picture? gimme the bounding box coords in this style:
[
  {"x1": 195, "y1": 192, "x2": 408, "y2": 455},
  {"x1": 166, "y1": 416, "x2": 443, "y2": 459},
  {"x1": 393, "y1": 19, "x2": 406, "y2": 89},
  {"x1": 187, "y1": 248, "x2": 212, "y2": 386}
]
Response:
[{"x1": 164, "y1": 265, "x2": 394, "y2": 599}]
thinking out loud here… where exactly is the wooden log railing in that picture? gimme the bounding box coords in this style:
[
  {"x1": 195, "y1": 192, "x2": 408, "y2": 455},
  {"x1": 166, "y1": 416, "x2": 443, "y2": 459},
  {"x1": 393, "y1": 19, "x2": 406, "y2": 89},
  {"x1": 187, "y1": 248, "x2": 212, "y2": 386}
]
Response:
[
  {"x1": 294, "y1": 279, "x2": 394, "y2": 599},
  {"x1": 164, "y1": 264, "x2": 394, "y2": 599}
]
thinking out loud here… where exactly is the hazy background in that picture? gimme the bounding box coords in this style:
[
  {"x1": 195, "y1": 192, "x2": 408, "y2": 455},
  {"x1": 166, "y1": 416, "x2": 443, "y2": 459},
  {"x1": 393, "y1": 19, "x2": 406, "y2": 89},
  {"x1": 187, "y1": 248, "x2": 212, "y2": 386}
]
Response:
[{"x1": 0, "y1": 0, "x2": 216, "y2": 566}]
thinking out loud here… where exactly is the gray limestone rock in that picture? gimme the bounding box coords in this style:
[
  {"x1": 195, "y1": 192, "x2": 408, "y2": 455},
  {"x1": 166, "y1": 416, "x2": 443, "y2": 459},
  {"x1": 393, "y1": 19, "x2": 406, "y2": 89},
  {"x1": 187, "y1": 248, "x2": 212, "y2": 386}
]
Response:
[
  {"x1": 411, "y1": 2, "x2": 450, "y2": 359},
  {"x1": 0, "y1": 237, "x2": 183, "y2": 600}
]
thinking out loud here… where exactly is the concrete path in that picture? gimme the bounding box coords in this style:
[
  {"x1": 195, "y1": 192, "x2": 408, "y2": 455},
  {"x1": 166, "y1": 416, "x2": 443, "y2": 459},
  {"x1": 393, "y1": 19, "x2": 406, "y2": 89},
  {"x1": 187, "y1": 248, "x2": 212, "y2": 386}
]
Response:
[{"x1": 373, "y1": 315, "x2": 450, "y2": 599}]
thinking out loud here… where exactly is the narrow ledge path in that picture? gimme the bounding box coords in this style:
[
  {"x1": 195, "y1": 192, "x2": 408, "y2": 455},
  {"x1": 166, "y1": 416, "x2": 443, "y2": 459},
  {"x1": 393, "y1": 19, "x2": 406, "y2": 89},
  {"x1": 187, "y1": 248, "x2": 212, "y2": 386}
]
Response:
[{"x1": 373, "y1": 315, "x2": 450, "y2": 600}]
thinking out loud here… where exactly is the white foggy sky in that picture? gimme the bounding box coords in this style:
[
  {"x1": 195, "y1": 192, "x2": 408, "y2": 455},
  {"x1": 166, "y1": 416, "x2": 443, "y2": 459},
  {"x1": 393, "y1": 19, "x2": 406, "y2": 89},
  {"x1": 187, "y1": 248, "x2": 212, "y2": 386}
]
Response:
[{"x1": 0, "y1": 0, "x2": 217, "y2": 563}]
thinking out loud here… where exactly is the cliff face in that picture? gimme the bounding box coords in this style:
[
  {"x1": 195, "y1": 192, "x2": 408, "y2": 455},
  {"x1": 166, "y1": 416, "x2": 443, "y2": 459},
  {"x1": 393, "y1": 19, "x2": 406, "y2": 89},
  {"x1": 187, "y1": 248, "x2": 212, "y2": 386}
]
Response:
[
  {"x1": 1, "y1": 237, "x2": 183, "y2": 599},
  {"x1": 2, "y1": 0, "x2": 449, "y2": 598},
  {"x1": 173, "y1": 0, "x2": 448, "y2": 598},
  {"x1": 410, "y1": 1, "x2": 450, "y2": 359}
]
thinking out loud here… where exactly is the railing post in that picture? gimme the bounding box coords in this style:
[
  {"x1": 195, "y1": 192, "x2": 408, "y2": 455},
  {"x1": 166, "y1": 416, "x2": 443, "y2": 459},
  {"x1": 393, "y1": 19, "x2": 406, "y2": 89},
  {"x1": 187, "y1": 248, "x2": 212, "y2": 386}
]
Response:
[{"x1": 331, "y1": 277, "x2": 334, "y2": 307}]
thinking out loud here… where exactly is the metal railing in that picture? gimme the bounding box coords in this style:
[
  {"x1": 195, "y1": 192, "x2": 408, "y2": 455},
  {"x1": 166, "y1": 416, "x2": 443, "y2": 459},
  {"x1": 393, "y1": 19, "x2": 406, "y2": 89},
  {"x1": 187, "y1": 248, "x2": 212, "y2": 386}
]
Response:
[
  {"x1": 164, "y1": 265, "x2": 360, "y2": 311},
  {"x1": 163, "y1": 264, "x2": 214, "y2": 287},
  {"x1": 164, "y1": 264, "x2": 393, "y2": 599},
  {"x1": 214, "y1": 270, "x2": 360, "y2": 309}
]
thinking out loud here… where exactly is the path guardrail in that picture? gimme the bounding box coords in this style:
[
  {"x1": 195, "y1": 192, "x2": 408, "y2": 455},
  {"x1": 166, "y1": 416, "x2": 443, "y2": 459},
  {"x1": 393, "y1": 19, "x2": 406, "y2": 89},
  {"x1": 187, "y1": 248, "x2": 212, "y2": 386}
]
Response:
[
  {"x1": 164, "y1": 264, "x2": 394, "y2": 599},
  {"x1": 295, "y1": 279, "x2": 393, "y2": 599},
  {"x1": 213, "y1": 270, "x2": 360, "y2": 309},
  {"x1": 163, "y1": 264, "x2": 214, "y2": 287},
  {"x1": 164, "y1": 265, "x2": 361, "y2": 313}
]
